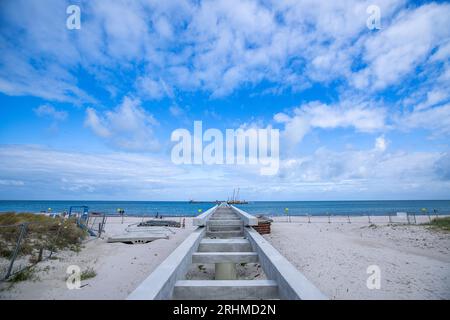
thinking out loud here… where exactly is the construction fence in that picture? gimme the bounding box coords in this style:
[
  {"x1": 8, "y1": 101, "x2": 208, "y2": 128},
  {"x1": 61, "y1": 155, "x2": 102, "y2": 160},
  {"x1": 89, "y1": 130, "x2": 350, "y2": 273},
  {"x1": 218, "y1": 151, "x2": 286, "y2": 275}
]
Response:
[
  {"x1": 0, "y1": 214, "x2": 106, "y2": 281},
  {"x1": 266, "y1": 212, "x2": 442, "y2": 224}
]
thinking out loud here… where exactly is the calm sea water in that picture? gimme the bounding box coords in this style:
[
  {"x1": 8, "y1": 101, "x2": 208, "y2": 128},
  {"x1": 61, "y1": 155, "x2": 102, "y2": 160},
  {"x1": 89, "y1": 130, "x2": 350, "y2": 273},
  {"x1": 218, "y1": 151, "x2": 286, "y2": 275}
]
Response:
[{"x1": 0, "y1": 200, "x2": 449, "y2": 216}]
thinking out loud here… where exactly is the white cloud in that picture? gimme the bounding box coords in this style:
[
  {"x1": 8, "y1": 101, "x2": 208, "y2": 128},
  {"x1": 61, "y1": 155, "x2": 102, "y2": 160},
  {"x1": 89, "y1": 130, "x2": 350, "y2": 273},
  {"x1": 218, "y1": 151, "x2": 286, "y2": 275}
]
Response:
[
  {"x1": 0, "y1": 0, "x2": 95, "y2": 103},
  {"x1": 169, "y1": 105, "x2": 185, "y2": 117},
  {"x1": 275, "y1": 136, "x2": 449, "y2": 199},
  {"x1": 353, "y1": 3, "x2": 450, "y2": 90},
  {"x1": 414, "y1": 89, "x2": 450, "y2": 111},
  {"x1": 274, "y1": 101, "x2": 386, "y2": 147},
  {"x1": 85, "y1": 108, "x2": 111, "y2": 138},
  {"x1": 1, "y1": 143, "x2": 448, "y2": 200},
  {"x1": 0, "y1": 145, "x2": 185, "y2": 199},
  {"x1": 434, "y1": 153, "x2": 450, "y2": 181},
  {"x1": 0, "y1": 179, "x2": 24, "y2": 186},
  {"x1": 1, "y1": 0, "x2": 449, "y2": 201},
  {"x1": 92, "y1": 1, "x2": 149, "y2": 60},
  {"x1": 374, "y1": 135, "x2": 388, "y2": 152},
  {"x1": 84, "y1": 97, "x2": 160, "y2": 151},
  {"x1": 1, "y1": 0, "x2": 448, "y2": 103},
  {"x1": 136, "y1": 77, "x2": 173, "y2": 99},
  {"x1": 34, "y1": 104, "x2": 68, "y2": 121},
  {"x1": 399, "y1": 103, "x2": 450, "y2": 135}
]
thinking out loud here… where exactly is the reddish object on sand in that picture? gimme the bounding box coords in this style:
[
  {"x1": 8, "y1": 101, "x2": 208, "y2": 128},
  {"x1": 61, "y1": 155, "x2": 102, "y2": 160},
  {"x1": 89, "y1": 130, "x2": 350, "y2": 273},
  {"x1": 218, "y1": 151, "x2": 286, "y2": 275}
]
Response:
[{"x1": 252, "y1": 217, "x2": 272, "y2": 235}]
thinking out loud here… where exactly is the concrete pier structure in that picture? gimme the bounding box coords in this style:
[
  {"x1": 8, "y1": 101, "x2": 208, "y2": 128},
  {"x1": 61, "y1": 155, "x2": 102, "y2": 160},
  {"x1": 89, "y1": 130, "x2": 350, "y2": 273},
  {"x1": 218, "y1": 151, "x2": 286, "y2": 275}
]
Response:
[{"x1": 128, "y1": 203, "x2": 327, "y2": 300}]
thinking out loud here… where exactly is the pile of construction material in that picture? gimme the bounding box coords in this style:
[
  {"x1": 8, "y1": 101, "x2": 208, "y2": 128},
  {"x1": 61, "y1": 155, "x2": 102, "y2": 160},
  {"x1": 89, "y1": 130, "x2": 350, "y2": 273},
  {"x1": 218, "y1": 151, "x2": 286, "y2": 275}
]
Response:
[
  {"x1": 252, "y1": 216, "x2": 273, "y2": 235},
  {"x1": 107, "y1": 221, "x2": 179, "y2": 244}
]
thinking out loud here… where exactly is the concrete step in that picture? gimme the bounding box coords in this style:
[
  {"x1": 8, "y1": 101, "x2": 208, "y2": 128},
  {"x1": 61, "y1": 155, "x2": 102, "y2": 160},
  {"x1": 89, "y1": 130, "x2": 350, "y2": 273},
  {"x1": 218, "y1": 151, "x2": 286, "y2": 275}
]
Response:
[
  {"x1": 173, "y1": 280, "x2": 279, "y2": 300},
  {"x1": 207, "y1": 220, "x2": 243, "y2": 226},
  {"x1": 192, "y1": 252, "x2": 258, "y2": 263},
  {"x1": 206, "y1": 231, "x2": 244, "y2": 238},
  {"x1": 209, "y1": 217, "x2": 241, "y2": 221},
  {"x1": 211, "y1": 212, "x2": 238, "y2": 215},
  {"x1": 198, "y1": 239, "x2": 253, "y2": 252},
  {"x1": 208, "y1": 225, "x2": 242, "y2": 232}
]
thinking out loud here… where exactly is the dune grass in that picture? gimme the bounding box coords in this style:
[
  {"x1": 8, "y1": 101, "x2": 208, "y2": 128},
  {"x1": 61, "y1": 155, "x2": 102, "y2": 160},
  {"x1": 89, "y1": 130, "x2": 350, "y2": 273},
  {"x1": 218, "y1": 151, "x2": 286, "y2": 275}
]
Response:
[
  {"x1": 427, "y1": 216, "x2": 450, "y2": 232},
  {"x1": 0, "y1": 212, "x2": 87, "y2": 259},
  {"x1": 8, "y1": 267, "x2": 37, "y2": 283},
  {"x1": 80, "y1": 267, "x2": 97, "y2": 280}
]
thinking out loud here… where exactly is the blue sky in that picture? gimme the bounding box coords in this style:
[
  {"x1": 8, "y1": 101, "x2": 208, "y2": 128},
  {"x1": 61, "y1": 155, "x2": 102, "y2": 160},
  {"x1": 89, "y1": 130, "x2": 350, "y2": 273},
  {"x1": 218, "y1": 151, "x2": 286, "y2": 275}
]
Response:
[{"x1": 0, "y1": 0, "x2": 449, "y2": 200}]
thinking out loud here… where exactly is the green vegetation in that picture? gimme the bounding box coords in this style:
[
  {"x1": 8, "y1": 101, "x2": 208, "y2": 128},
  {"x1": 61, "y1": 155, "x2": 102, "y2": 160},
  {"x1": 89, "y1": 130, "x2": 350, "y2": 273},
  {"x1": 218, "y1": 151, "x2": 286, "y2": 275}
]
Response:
[
  {"x1": 427, "y1": 216, "x2": 450, "y2": 232},
  {"x1": 8, "y1": 267, "x2": 37, "y2": 283},
  {"x1": 80, "y1": 267, "x2": 97, "y2": 280},
  {"x1": 0, "y1": 212, "x2": 87, "y2": 260}
]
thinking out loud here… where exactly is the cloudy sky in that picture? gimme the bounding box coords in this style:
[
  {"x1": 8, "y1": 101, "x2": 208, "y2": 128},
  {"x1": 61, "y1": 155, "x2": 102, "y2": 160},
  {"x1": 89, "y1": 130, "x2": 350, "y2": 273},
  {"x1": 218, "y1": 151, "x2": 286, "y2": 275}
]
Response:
[{"x1": 0, "y1": 0, "x2": 449, "y2": 201}]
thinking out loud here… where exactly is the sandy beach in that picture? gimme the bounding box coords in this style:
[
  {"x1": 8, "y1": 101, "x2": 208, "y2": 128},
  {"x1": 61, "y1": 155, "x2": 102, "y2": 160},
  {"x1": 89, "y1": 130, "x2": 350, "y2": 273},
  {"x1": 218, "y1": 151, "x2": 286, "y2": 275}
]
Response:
[
  {"x1": 265, "y1": 216, "x2": 450, "y2": 299},
  {"x1": 0, "y1": 216, "x2": 196, "y2": 300},
  {"x1": 1, "y1": 215, "x2": 449, "y2": 300}
]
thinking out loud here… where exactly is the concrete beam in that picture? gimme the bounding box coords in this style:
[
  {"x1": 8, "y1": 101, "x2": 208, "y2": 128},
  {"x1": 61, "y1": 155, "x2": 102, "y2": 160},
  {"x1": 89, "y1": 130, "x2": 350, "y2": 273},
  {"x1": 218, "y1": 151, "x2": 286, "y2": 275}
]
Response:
[
  {"x1": 192, "y1": 252, "x2": 258, "y2": 263},
  {"x1": 193, "y1": 205, "x2": 218, "y2": 226},
  {"x1": 173, "y1": 280, "x2": 279, "y2": 300},
  {"x1": 230, "y1": 205, "x2": 258, "y2": 226},
  {"x1": 198, "y1": 239, "x2": 252, "y2": 252},
  {"x1": 127, "y1": 227, "x2": 205, "y2": 300},
  {"x1": 244, "y1": 227, "x2": 327, "y2": 300}
]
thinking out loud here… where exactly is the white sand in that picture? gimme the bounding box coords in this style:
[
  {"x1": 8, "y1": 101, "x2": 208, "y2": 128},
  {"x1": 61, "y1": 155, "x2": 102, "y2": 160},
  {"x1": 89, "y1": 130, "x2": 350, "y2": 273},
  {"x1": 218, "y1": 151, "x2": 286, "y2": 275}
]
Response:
[
  {"x1": 264, "y1": 215, "x2": 450, "y2": 299},
  {"x1": 1, "y1": 214, "x2": 449, "y2": 300},
  {"x1": 0, "y1": 216, "x2": 195, "y2": 300}
]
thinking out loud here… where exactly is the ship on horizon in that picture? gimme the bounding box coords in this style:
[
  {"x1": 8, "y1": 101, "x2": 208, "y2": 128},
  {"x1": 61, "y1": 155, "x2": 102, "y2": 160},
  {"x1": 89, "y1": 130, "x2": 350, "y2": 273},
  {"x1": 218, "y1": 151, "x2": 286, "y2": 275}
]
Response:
[{"x1": 227, "y1": 188, "x2": 248, "y2": 205}]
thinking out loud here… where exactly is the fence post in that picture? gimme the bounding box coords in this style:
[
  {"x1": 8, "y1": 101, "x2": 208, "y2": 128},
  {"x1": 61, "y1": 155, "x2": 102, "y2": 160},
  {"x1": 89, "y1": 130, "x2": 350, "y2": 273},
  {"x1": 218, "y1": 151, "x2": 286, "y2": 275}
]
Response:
[
  {"x1": 37, "y1": 247, "x2": 43, "y2": 262},
  {"x1": 347, "y1": 215, "x2": 351, "y2": 224},
  {"x1": 5, "y1": 223, "x2": 28, "y2": 280},
  {"x1": 367, "y1": 214, "x2": 371, "y2": 224},
  {"x1": 388, "y1": 212, "x2": 392, "y2": 224},
  {"x1": 49, "y1": 221, "x2": 64, "y2": 259}
]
